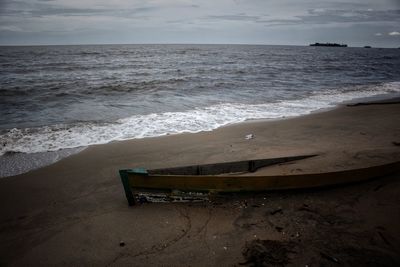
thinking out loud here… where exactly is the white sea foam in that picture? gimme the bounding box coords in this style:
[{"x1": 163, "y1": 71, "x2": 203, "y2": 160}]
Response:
[{"x1": 1, "y1": 82, "x2": 399, "y2": 156}]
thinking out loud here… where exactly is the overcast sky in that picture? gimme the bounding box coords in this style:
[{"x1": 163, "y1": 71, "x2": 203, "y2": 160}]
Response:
[{"x1": 0, "y1": 0, "x2": 399, "y2": 47}]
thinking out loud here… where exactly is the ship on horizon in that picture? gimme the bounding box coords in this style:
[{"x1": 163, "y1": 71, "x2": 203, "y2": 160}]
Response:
[{"x1": 310, "y1": 42, "x2": 348, "y2": 47}]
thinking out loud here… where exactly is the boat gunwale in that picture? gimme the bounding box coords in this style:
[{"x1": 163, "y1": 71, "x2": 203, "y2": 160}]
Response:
[
  {"x1": 138, "y1": 154, "x2": 318, "y2": 176},
  {"x1": 125, "y1": 160, "x2": 400, "y2": 179}
]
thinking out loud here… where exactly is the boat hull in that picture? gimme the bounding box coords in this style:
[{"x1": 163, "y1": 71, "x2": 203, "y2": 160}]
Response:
[{"x1": 119, "y1": 160, "x2": 400, "y2": 205}]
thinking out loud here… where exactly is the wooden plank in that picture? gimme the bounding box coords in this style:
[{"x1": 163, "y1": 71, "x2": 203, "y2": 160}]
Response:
[
  {"x1": 127, "y1": 161, "x2": 400, "y2": 192},
  {"x1": 119, "y1": 169, "x2": 136, "y2": 206},
  {"x1": 148, "y1": 154, "x2": 317, "y2": 175}
]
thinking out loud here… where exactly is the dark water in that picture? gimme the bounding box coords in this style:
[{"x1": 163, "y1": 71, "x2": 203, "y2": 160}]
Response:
[{"x1": 1, "y1": 44, "x2": 400, "y2": 158}]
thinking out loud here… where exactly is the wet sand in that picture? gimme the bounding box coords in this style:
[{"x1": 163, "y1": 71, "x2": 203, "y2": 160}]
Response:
[{"x1": 1, "y1": 101, "x2": 400, "y2": 266}]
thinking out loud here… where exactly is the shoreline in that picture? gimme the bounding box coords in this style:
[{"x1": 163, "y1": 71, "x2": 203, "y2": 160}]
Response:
[
  {"x1": 0, "y1": 99, "x2": 400, "y2": 265},
  {"x1": 2, "y1": 92, "x2": 400, "y2": 178}
]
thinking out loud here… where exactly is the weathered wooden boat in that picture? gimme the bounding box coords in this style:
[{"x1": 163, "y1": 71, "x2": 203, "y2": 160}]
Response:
[{"x1": 119, "y1": 154, "x2": 400, "y2": 205}]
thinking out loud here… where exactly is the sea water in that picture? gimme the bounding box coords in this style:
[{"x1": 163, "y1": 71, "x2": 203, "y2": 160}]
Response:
[{"x1": 1, "y1": 44, "x2": 400, "y2": 176}]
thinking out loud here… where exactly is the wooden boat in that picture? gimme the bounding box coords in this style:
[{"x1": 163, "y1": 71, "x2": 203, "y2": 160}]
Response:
[{"x1": 119, "y1": 154, "x2": 400, "y2": 205}]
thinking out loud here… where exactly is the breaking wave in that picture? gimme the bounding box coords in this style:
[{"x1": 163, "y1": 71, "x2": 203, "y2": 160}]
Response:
[{"x1": 1, "y1": 82, "x2": 399, "y2": 156}]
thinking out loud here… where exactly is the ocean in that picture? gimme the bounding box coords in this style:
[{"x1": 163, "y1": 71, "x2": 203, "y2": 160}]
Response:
[{"x1": 1, "y1": 44, "x2": 400, "y2": 176}]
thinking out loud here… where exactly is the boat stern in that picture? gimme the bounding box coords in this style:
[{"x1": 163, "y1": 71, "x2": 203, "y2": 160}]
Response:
[{"x1": 119, "y1": 168, "x2": 149, "y2": 206}]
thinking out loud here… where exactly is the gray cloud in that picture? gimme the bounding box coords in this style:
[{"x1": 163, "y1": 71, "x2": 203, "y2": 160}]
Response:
[
  {"x1": 0, "y1": 0, "x2": 399, "y2": 47},
  {"x1": 305, "y1": 9, "x2": 400, "y2": 23},
  {"x1": 205, "y1": 13, "x2": 263, "y2": 22},
  {"x1": 0, "y1": 1, "x2": 159, "y2": 18},
  {"x1": 259, "y1": 9, "x2": 400, "y2": 27},
  {"x1": 198, "y1": 7, "x2": 400, "y2": 27}
]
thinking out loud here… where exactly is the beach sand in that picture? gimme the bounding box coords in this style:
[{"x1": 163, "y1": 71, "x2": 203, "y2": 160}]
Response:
[{"x1": 1, "y1": 101, "x2": 400, "y2": 266}]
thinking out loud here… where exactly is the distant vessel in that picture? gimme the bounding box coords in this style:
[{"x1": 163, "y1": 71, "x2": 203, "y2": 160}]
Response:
[
  {"x1": 310, "y1": 42, "x2": 347, "y2": 47},
  {"x1": 364, "y1": 46, "x2": 371, "y2": 48}
]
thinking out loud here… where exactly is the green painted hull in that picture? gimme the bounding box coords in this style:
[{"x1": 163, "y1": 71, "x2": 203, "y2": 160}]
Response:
[{"x1": 119, "y1": 155, "x2": 400, "y2": 205}]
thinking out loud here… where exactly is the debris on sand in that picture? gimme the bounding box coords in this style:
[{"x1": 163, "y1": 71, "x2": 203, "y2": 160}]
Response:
[
  {"x1": 245, "y1": 134, "x2": 254, "y2": 140},
  {"x1": 320, "y1": 251, "x2": 339, "y2": 263},
  {"x1": 241, "y1": 239, "x2": 296, "y2": 266},
  {"x1": 269, "y1": 208, "x2": 283, "y2": 215}
]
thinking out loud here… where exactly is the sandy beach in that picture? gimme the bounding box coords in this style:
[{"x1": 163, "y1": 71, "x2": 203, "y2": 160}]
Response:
[{"x1": 1, "y1": 100, "x2": 400, "y2": 266}]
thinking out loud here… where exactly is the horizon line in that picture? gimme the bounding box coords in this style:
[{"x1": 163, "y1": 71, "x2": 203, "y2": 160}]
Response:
[{"x1": 0, "y1": 42, "x2": 397, "y2": 48}]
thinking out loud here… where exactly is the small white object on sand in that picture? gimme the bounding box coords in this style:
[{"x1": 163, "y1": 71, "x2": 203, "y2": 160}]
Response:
[{"x1": 245, "y1": 134, "x2": 254, "y2": 140}]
